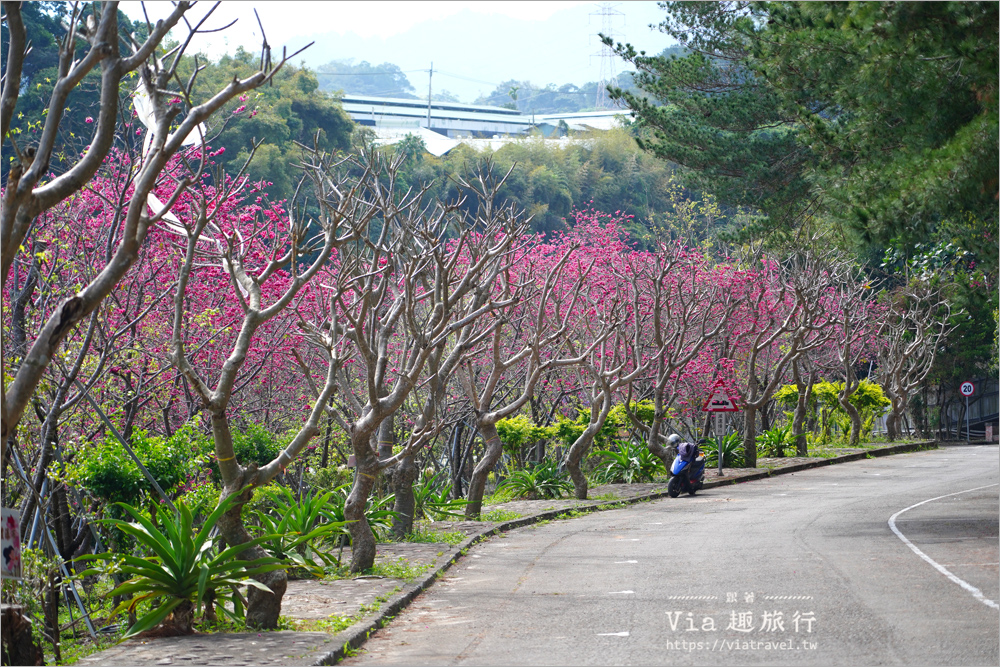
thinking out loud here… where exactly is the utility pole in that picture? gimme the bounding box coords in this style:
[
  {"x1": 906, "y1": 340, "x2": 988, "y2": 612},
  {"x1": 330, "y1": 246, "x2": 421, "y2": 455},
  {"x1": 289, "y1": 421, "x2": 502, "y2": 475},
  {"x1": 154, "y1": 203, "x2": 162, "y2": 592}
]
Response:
[{"x1": 426, "y1": 62, "x2": 433, "y2": 129}]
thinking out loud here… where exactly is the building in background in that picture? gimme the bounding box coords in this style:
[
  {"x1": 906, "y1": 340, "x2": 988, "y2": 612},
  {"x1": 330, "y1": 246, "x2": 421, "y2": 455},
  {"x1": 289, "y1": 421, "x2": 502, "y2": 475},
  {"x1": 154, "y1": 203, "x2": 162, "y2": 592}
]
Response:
[{"x1": 339, "y1": 94, "x2": 630, "y2": 156}]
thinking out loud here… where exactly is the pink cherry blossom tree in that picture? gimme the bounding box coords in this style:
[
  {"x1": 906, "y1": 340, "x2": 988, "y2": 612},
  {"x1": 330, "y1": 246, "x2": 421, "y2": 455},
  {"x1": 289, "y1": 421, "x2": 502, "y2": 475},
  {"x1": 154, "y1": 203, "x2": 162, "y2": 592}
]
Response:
[{"x1": 1, "y1": 2, "x2": 306, "y2": 469}]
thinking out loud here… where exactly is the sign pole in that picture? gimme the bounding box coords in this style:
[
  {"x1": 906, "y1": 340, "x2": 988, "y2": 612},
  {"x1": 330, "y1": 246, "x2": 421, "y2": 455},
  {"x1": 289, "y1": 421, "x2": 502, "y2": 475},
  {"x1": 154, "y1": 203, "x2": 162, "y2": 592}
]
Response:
[
  {"x1": 960, "y1": 381, "x2": 975, "y2": 443},
  {"x1": 966, "y1": 394, "x2": 970, "y2": 444},
  {"x1": 703, "y1": 378, "x2": 739, "y2": 478},
  {"x1": 717, "y1": 412, "x2": 724, "y2": 477}
]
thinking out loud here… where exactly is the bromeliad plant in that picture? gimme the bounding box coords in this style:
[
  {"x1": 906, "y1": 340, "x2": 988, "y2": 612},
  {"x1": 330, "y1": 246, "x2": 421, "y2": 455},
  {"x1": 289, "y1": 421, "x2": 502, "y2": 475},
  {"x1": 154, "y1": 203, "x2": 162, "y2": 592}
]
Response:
[
  {"x1": 591, "y1": 440, "x2": 666, "y2": 484},
  {"x1": 75, "y1": 495, "x2": 284, "y2": 638},
  {"x1": 498, "y1": 459, "x2": 574, "y2": 500},
  {"x1": 252, "y1": 486, "x2": 348, "y2": 577}
]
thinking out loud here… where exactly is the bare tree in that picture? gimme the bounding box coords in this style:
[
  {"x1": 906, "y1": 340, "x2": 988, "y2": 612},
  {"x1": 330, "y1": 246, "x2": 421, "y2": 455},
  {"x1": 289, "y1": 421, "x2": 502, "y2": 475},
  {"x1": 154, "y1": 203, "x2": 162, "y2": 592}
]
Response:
[
  {"x1": 167, "y1": 145, "x2": 370, "y2": 627},
  {"x1": 561, "y1": 292, "x2": 645, "y2": 499},
  {"x1": 310, "y1": 154, "x2": 530, "y2": 570},
  {"x1": 620, "y1": 243, "x2": 743, "y2": 465},
  {"x1": 460, "y1": 247, "x2": 595, "y2": 518},
  {"x1": 876, "y1": 280, "x2": 953, "y2": 440},
  {"x1": 789, "y1": 356, "x2": 818, "y2": 456},
  {"x1": 832, "y1": 268, "x2": 876, "y2": 446},
  {"x1": 734, "y1": 245, "x2": 842, "y2": 467}
]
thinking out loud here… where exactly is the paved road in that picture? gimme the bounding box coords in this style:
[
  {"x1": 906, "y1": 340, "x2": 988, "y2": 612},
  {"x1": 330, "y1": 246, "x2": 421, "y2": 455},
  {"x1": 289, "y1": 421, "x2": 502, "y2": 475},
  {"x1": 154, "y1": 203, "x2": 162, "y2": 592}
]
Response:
[{"x1": 343, "y1": 445, "x2": 998, "y2": 666}]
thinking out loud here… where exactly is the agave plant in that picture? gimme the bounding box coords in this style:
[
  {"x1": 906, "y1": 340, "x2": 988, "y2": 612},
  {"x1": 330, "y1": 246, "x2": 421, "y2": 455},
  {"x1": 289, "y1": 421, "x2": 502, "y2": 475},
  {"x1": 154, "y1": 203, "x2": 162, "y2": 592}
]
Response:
[
  {"x1": 591, "y1": 440, "x2": 666, "y2": 484},
  {"x1": 75, "y1": 495, "x2": 284, "y2": 638},
  {"x1": 413, "y1": 470, "x2": 468, "y2": 521},
  {"x1": 702, "y1": 432, "x2": 745, "y2": 467},
  {"x1": 498, "y1": 460, "x2": 573, "y2": 500},
  {"x1": 252, "y1": 486, "x2": 347, "y2": 576}
]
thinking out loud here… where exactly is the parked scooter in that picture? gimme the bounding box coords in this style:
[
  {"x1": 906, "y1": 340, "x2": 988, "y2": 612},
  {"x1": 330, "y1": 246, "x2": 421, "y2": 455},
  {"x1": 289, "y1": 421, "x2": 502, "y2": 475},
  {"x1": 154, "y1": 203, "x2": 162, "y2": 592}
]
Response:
[{"x1": 667, "y1": 436, "x2": 706, "y2": 497}]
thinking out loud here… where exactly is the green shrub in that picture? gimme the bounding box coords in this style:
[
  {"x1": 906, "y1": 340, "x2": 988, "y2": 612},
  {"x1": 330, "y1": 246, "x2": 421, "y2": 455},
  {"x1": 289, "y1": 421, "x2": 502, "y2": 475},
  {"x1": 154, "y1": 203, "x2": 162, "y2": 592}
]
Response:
[
  {"x1": 550, "y1": 401, "x2": 653, "y2": 450},
  {"x1": 498, "y1": 460, "x2": 573, "y2": 499},
  {"x1": 495, "y1": 415, "x2": 552, "y2": 454},
  {"x1": 174, "y1": 482, "x2": 221, "y2": 520},
  {"x1": 68, "y1": 423, "x2": 207, "y2": 505},
  {"x1": 304, "y1": 465, "x2": 353, "y2": 492},
  {"x1": 323, "y1": 485, "x2": 397, "y2": 545},
  {"x1": 252, "y1": 486, "x2": 346, "y2": 576},
  {"x1": 208, "y1": 422, "x2": 288, "y2": 483},
  {"x1": 591, "y1": 441, "x2": 665, "y2": 484},
  {"x1": 702, "y1": 433, "x2": 745, "y2": 467},
  {"x1": 756, "y1": 423, "x2": 795, "y2": 457}
]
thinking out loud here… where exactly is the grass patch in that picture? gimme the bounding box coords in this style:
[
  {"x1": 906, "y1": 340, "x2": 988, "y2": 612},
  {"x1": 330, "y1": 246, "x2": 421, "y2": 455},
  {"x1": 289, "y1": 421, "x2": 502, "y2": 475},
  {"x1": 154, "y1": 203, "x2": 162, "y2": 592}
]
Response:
[
  {"x1": 367, "y1": 558, "x2": 430, "y2": 582},
  {"x1": 403, "y1": 529, "x2": 466, "y2": 545},
  {"x1": 58, "y1": 632, "x2": 125, "y2": 666},
  {"x1": 482, "y1": 487, "x2": 517, "y2": 505},
  {"x1": 286, "y1": 614, "x2": 357, "y2": 634},
  {"x1": 323, "y1": 557, "x2": 428, "y2": 582},
  {"x1": 479, "y1": 508, "x2": 522, "y2": 522}
]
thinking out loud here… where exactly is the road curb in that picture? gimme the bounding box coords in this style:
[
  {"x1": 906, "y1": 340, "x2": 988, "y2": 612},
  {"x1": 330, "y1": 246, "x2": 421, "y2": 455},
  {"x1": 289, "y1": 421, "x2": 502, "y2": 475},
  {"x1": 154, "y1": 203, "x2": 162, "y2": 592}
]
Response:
[{"x1": 313, "y1": 439, "x2": 937, "y2": 664}]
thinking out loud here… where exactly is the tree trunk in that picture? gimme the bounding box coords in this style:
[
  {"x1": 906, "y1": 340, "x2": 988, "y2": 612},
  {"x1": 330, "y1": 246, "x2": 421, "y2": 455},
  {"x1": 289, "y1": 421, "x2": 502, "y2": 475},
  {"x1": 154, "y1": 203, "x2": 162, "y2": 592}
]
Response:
[
  {"x1": 742, "y1": 404, "x2": 758, "y2": 468},
  {"x1": 1, "y1": 604, "x2": 44, "y2": 666},
  {"x1": 450, "y1": 422, "x2": 465, "y2": 499},
  {"x1": 792, "y1": 362, "x2": 815, "y2": 457},
  {"x1": 217, "y1": 482, "x2": 287, "y2": 629},
  {"x1": 375, "y1": 415, "x2": 394, "y2": 501},
  {"x1": 644, "y1": 410, "x2": 673, "y2": 468},
  {"x1": 465, "y1": 423, "x2": 503, "y2": 519},
  {"x1": 886, "y1": 409, "x2": 901, "y2": 441},
  {"x1": 391, "y1": 454, "x2": 419, "y2": 539},
  {"x1": 838, "y1": 393, "x2": 862, "y2": 446},
  {"x1": 320, "y1": 410, "x2": 333, "y2": 469},
  {"x1": 213, "y1": 413, "x2": 287, "y2": 629},
  {"x1": 564, "y1": 425, "x2": 599, "y2": 500},
  {"x1": 838, "y1": 367, "x2": 862, "y2": 447},
  {"x1": 345, "y1": 438, "x2": 379, "y2": 572},
  {"x1": 760, "y1": 402, "x2": 772, "y2": 433}
]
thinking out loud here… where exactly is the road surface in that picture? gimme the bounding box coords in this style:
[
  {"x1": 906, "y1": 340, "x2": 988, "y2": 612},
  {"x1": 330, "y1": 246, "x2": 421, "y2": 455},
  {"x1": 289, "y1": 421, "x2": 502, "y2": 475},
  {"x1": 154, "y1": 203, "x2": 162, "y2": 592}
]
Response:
[{"x1": 344, "y1": 445, "x2": 999, "y2": 665}]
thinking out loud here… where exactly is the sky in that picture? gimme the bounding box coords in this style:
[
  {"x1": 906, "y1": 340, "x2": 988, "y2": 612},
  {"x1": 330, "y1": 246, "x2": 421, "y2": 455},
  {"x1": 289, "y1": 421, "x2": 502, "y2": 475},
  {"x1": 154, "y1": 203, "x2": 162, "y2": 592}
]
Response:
[{"x1": 120, "y1": 2, "x2": 675, "y2": 102}]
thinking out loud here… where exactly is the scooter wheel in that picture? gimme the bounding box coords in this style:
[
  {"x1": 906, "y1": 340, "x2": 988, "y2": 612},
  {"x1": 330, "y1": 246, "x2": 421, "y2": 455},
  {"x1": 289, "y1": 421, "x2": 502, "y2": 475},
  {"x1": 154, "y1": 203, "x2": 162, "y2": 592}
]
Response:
[{"x1": 667, "y1": 476, "x2": 681, "y2": 498}]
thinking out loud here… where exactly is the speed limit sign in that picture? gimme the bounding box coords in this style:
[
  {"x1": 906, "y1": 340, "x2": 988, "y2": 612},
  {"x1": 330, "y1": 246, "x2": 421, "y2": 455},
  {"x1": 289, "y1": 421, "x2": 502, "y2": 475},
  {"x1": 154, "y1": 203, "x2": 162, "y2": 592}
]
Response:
[{"x1": 960, "y1": 381, "x2": 975, "y2": 396}]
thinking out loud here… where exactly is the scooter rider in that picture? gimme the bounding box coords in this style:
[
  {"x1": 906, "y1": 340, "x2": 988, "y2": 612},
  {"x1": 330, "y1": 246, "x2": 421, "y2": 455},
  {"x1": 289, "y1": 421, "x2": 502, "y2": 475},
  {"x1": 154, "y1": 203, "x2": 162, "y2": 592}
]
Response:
[{"x1": 667, "y1": 433, "x2": 706, "y2": 497}]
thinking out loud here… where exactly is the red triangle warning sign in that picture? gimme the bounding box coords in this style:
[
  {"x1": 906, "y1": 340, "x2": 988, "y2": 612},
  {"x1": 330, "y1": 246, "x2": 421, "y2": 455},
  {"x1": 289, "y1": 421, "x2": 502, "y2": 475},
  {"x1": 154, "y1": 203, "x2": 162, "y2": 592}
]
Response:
[{"x1": 701, "y1": 379, "x2": 740, "y2": 412}]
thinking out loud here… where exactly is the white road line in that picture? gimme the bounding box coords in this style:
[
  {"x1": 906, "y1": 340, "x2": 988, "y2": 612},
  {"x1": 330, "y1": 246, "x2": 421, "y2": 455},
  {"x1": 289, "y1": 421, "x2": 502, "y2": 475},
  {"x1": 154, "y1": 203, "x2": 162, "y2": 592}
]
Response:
[
  {"x1": 597, "y1": 631, "x2": 630, "y2": 637},
  {"x1": 614, "y1": 560, "x2": 638, "y2": 564},
  {"x1": 888, "y1": 483, "x2": 999, "y2": 610}
]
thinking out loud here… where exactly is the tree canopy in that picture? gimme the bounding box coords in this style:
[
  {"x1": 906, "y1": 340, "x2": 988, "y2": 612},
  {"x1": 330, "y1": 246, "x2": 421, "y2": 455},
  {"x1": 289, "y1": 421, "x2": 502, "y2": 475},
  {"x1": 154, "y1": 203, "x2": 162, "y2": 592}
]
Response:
[
  {"x1": 184, "y1": 48, "x2": 355, "y2": 202},
  {"x1": 606, "y1": 0, "x2": 998, "y2": 384}
]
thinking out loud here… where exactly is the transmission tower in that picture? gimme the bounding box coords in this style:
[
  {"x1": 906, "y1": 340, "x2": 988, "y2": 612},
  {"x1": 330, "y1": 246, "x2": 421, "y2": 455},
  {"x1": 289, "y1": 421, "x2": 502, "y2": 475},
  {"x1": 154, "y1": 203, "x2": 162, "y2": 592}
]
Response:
[{"x1": 590, "y1": 3, "x2": 625, "y2": 110}]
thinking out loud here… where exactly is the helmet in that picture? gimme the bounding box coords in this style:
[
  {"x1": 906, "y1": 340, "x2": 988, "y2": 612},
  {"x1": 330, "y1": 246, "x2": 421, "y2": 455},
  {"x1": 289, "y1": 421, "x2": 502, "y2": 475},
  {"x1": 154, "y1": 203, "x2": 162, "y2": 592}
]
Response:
[{"x1": 667, "y1": 434, "x2": 681, "y2": 446}]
